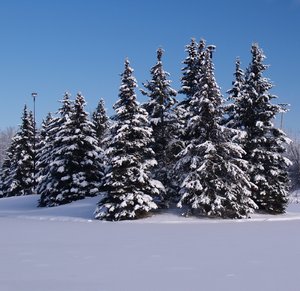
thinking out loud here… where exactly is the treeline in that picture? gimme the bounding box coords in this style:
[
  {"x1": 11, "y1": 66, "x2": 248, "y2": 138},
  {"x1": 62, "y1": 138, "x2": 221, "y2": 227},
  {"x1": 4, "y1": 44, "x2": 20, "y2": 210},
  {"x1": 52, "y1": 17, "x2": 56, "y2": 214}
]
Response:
[{"x1": 0, "y1": 39, "x2": 292, "y2": 221}]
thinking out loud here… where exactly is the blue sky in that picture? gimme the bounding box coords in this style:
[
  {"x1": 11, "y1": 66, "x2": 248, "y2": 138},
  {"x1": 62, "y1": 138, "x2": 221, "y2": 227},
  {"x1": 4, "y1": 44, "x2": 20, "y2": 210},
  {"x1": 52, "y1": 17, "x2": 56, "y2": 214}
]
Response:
[{"x1": 0, "y1": 0, "x2": 299, "y2": 134}]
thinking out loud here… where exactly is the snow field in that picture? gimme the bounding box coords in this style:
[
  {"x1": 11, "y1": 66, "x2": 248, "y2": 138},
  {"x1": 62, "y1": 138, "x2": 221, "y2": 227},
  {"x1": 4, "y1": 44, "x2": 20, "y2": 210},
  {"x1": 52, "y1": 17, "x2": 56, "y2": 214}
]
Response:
[{"x1": 1, "y1": 195, "x2": 300, "y2": 291}]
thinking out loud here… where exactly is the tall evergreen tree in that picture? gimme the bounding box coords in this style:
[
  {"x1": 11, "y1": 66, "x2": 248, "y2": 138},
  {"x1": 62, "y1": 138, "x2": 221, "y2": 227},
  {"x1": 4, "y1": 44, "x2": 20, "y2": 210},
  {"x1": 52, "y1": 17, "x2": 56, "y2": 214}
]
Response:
[
  {"x1": 141, "y1": 48, "x2": 177, "y2": 203},
  {"x1": 0, "y1": 105, "x2": 35, "y2": 197},
  {"x1": 38, "y1": 93, "x2": 104, "y2": 207},
  {"x1": 176, "y1": 47, "x2": 257, "y2": 218},
  {"x1": 232, "y1": 44, "x2": 291, "y2": 213},
  {"x1": 173, "y1": 39, "x2": 207, "y2": 195},
  {"x1": 94, "y1": 59, "x2": 163, "y2": 221}
]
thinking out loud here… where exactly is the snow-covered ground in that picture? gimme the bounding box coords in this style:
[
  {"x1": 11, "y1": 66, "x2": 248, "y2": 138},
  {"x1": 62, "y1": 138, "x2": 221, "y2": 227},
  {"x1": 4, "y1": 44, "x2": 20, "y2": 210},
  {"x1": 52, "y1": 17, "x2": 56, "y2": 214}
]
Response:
[{"x1": 1, "y1": 194, "x2": 300, "y2": 291}]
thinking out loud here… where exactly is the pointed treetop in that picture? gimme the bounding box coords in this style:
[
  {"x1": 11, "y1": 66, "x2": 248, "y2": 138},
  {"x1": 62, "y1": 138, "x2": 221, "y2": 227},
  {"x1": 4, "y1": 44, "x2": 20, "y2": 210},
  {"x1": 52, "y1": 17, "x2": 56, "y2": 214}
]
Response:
[
  {"x1": 75, "y1": 92, "x2": 86, "y2": 107},
  {"x1": 236, "y1": 57, "x2": 241, "y2": 69},
  {"x1": 58, "y1": 92, "x2": 73, "y2": 117},
  {"x1": 157, "y1": 47, "x2": 164, "y2": 62},
  {"x1": 198, "y1": 38, "x2": 206, "y2": 53},
  {"x1": 233, "y1": 57, "x2": 244, "y2": 83}
]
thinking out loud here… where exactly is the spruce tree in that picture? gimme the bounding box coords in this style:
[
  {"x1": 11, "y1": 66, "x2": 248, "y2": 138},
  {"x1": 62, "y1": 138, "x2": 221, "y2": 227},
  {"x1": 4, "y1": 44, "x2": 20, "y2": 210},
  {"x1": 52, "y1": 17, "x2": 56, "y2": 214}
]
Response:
[
  {"x1": 176, "y1": 47, "x2": 257, "y2": 218},
  {"x1": 92, "y1": 98, "x2": 109, "y2": 146},
  {"x1": 0, "y1": 145, "x2": 15, "y2": 197},
  {"x1": 94, "y1": 59, "x2": 163, "y2": 221},
  {"x1": 38, "y1": 93, "x2": 104, "y2": 207},
  {"x1": 225, "y1": 58, "x2": 245, "y2": 128},
  {"x1": 0, "y1": 105, "x2": 34, "y2": 197},
  {"x1": 178, "y1": 38, "x2": 201, "y2": 98},
  {"x1": 141, "y1": 48, "x2": 177, "y2": 204},
  {"x1": 35, "y1": 112, "x2": 53, "y2": 189},
  {"x1": 38, "y1": 93, "x2": 74, "y2": 206},
  {"x1": 70, "y1": 93, "x2": 105, "y2": 196},
  {"x1": 234, "y1": 44, "x2": 291, "y2": 213}
]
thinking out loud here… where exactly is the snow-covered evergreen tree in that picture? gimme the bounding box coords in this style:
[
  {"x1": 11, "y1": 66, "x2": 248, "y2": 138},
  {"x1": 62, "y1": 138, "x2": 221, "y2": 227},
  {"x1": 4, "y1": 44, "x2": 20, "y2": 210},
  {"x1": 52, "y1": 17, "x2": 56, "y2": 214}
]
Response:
[
  {"x1": 0, "y1": 127, "x2": 15, "y2": 167},
  {"x1": 0, "y1": 144, "x2": 15, "y2": 197},
  {"x1": 38, "y1": 93, "x2": 74, "y2": 206},
  {"x1": 178, "y1": 38, "x2": 201, "y2": 98},
  {"x1": 95, "y1": 59, "x2": 163, "y2": 221},
  {"x1": 38, "y1": 93, "x2": 104, "y2": 207},
  {"x1": 92, "y1": 98, "x2": 109, "y2": 146},
  {"x1": 176, "y1": 47, "x2": 257, "y2": 218},
  {"x1": 35, "y1": 112, "x2": 54, "y2": 189},
  {"x1": 225, "y1": 58, "x2": 245, "y2": 127},
  {"x1": 141, "y1": 48, "x2": 177, "y2": 204},
  {"x1": 233, "y1": 44, "x2": 291, "y2": 213},
  {"x1": 69, "y1": 93, "x2": 105, "y2": 196},
  {"x1": 0, "y1": 105, "x2": 35, "y2": 197},
  {"x1": 173, "y1": 39, "x2": 207, "y2": 197}
]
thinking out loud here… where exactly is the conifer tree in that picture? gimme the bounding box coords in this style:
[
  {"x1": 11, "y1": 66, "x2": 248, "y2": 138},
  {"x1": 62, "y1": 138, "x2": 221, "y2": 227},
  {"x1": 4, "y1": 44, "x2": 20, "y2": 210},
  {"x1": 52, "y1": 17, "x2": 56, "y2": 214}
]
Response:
[
  {"x1": 0, "y1": 145, "x2": 15, "y2": 197},
  {"x1": 141, "y1": 48, "x2": 177, "y2": 203},
  {"x1": 70, "y1": 93, "x2": 105, "y2": 196},
  {"x1": 92, "y1": 98, "x2": 109, "y2": 146},
  {"x1": 38, "y1": 93, "x2": 74, "y2": 206},
  {"x1": 38, "y1": 93, "x2": 104, "y2": 207},
  {"x1": 0, "y1": 105, "x2": 34, "y2": 197},
  {"x1": 225, "y1": 58, "x2": 245, "y2": 128},
  {"x1": 176, "y1": 47, "x2": 257, "y2": 218},
  {"x1": 178, "y1": 38, "x2": 200, "y2": 98},
  {"x1": 35, "y1": 112, "x2": 53, "y2": 189},
  {"x1": 233, "y1": 44, "x2": 291, "y2": 213},
  {"x1": 95, "y1": 59, "x2": 163, "y2": 221}
]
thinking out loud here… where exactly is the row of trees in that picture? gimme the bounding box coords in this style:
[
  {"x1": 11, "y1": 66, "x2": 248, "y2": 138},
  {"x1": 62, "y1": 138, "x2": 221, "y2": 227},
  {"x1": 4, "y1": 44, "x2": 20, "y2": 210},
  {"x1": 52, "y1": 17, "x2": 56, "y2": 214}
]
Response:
[{"x1": 0, "y1": 39, "x2": 292, "y2": 220}]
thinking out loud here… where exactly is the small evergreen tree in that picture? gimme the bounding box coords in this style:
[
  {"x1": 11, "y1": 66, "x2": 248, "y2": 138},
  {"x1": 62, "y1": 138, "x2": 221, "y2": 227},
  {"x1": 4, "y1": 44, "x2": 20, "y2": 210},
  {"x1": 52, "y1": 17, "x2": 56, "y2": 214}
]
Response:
[
  {"x1": 225, "y1": 58, "x2": 245, "y2": 127},
  {"x1": 176, "y1": 47, "x2": 257, "y2": 218},
  {"x1": 94, "y1": 59, "x2": 163, "y2": 221},
  {"x1": 0, "y1": 144, "x2": 15, "y2": 197},
  {"x1": 92, "y1": 98, "x2": 109, "y2": 146},
  {"x1": 234, "y1": 44, "x2": 291, "y2": 213},
  {"x1": 35, "y1": 112, "x2": 53, "y2": 189},
  {"x1": 0, "y1": 105, "x2": 34, "y2": 197},
  {"x1": 141, "y1": 48, "x2": 177, "y2": 204},
  {"x1": 70, "y1": 93, "x2": 105, "y2": 196},
  {"x1": 178, "y1": 38, "x2": 201, "y2": 98}
]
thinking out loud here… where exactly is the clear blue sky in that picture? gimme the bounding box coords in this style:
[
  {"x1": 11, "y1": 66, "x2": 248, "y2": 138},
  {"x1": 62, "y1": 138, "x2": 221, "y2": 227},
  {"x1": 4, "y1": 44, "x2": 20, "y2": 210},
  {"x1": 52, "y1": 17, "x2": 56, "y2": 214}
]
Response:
[{"x1": 0, "y1": 0, "x2": 299, "y2": 134}]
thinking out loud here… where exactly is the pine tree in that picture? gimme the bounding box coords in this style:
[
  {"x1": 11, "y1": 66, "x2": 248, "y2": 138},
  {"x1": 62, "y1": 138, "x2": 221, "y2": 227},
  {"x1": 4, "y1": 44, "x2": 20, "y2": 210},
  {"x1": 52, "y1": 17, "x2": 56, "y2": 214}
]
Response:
[
  {"x1": 176, "y1": 47, "x2": 257, "y2": 218},
  {"x1": 234, "y1": 44, "x2": 291, "y2": 213},
  {"x1": 38, "y1": 93, "x2": 104, "y2": 207},
  {"x1": 92, "y1": 98, "x2": 109, "y2": 146},
  {"x1": 141, "y1": 48, "x2": 177, "y2": 204},
  {"x1": 0, "y1": 105, "x2": 35, "y2": 197},
  {"x1": 94, "y1": 59, "x2": 163, "y2": 221}
]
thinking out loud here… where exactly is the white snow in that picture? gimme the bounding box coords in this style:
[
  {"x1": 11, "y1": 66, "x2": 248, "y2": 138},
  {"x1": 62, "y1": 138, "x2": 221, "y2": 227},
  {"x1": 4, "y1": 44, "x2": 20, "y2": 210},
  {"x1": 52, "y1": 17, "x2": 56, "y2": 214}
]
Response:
[{"x1": 1, "y1": 194, "x2": 300, "y2": 291}]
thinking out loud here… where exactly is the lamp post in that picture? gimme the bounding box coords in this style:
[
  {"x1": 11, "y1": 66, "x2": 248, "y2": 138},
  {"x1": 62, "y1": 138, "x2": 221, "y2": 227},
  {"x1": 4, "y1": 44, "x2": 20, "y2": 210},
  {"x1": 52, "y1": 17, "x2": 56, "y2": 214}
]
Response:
[
  {"x1": 31, "y1": 92, "x2": 37, "y2": 194},
  {"x1": 278, "y1": 103, "x2": 288, "y2": 130}
]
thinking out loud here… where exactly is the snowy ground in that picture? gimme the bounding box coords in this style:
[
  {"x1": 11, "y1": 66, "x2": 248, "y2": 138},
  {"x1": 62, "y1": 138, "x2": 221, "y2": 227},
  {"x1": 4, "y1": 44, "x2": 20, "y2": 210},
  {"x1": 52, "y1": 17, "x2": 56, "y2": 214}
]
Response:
[{"x1": 1, "y1": 194, "x2": 300, "y2": 291}]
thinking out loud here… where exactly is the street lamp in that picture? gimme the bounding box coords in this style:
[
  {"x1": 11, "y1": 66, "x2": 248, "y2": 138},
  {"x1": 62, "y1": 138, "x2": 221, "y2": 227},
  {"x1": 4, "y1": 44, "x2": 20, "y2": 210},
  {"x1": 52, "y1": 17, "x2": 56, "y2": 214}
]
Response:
[
  {"x1": 278, "y1": 103, "x2": 289, "y2": 130},
  {"x1": 31, "y1": 92, "x2": 37, "y2": 194}
]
